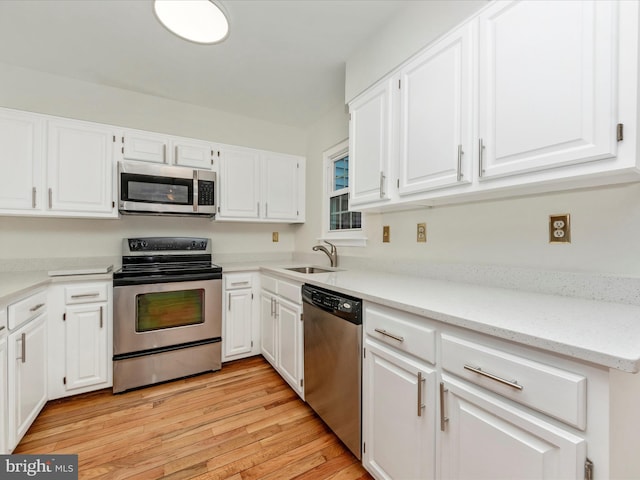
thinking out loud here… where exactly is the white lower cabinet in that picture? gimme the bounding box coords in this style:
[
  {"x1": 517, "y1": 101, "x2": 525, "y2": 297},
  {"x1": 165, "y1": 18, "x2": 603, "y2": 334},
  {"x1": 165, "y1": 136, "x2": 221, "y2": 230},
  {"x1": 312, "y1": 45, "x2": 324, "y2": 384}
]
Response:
[
  {"x1": 260, "y1": 274, "x2": 304, "y2": 398},
  {"x1": 439, "y1": 374, "x2": 585, "y2": 480},
  {"x1": 223, "y1": 272, "x2": 260, "y2": 362},
  {"x1": 363, "y1": 338, "x2": 436, "y2": 480},
  {"x1": 48, "y1": 280, "x2": 112, "y2": 399},
  {"x1": 0, "y1": 309, "x2": 7, "y2": 454},
  {"x1": 8, "y1": 313, "x2": 47, "y2": 451}
]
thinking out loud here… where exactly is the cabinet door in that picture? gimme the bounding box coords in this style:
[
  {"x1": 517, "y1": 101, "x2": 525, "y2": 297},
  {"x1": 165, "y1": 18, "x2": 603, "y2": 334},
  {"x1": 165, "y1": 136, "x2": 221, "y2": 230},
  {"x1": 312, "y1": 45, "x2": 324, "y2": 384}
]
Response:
[
  {"x1": 260, "y1": 291, "x2": 277, "y2": 367},
  {"x1": 349, "y1": 77, "x2": 394, "y2": 207},
  {"x1": 398, "y1": 21, "x2": 474, "y2": 195},
  {"x1": 0, "y1": 109, "x2": 43, "y2": 211},
  {"x1": 122, "y1": 130, "x2": 168, "y2": 164},
  {"x1": 224, "y1": 288, "x2": 254, "y2": 359},
  {"x1": 65, "y1": 303, "x2": 108, "y2": 391},
  {"x1": 47, "y1": 119, "x2": 116, "y2": 215},
  {"x1": 277, "y1": 297, "x2": 303, "y2": 397},
  {"x1": 478, "y1": 0, "x2": 617, "y2": 179},
  {"x1": 218, "y1": 146, "x2": 261, "y2": 219},
  {"x1": 440, "y1": 375, "x2": 585, "y2": 480},
  {"x1": 363, "y1": 339, "x2": 436, "y2": 480},
  {"x1": 173, "y1": 138, "x2": 216, "y2": 170},
  {"x1": 262, "y1": 152, "x2": 300, "y2": 221},
  {"x1": 8, "y1": 314, "x2": 47, "y2": 451}
]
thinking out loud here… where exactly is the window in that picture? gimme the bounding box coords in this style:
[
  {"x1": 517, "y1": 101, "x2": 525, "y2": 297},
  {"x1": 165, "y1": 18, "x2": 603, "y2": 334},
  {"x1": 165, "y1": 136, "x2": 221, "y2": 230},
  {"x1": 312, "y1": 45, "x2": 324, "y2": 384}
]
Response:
[{"x1": 321, "y1": 140, "x2": 366, "y2": 246}]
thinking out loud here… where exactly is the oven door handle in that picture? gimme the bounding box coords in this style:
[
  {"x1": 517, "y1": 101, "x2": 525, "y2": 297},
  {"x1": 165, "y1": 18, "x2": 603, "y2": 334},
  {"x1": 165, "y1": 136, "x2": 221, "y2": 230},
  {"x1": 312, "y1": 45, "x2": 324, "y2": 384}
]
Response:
[{"x1": 114, "y1": 271, "x2": 222, "y2": 286}]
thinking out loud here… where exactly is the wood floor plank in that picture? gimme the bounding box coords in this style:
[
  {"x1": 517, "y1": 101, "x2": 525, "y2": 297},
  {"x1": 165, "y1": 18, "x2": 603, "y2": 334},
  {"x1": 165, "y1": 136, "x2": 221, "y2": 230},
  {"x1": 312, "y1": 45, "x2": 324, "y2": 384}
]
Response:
[{"x1": 15, "y1": 356, "x2": 372, "y2": 480}]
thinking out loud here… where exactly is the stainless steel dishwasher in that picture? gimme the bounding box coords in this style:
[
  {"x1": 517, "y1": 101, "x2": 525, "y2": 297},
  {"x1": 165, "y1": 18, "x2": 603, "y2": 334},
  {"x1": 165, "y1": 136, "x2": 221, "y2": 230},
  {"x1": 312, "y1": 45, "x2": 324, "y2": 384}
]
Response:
[{"x1": 302, "y1": 283, "x2": 363, "y2": 460}]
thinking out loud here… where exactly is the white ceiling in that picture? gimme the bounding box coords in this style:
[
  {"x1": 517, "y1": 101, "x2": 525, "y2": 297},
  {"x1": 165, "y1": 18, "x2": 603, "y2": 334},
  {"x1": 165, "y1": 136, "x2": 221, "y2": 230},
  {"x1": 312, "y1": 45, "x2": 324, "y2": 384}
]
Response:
[{"x1": 0, "y1": 0, "x2": 410, "y2": 127}]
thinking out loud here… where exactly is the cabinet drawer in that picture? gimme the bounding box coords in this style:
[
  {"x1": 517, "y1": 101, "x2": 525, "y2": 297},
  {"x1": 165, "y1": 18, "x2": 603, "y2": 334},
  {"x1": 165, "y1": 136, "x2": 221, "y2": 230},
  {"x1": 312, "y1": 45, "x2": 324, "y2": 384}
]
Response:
[
  {"x1": 441, "y1": 334, "x2": 587, "y2": 429},
  {"x1": 8, "y1": 290, "x2": 47, "y2": 330},
  {"x1": 365, "y1": 304, "x2": 436, "y2": 365},
  {"x1": 224, "y1": 273, "x2": 253, "y2": 290},
  {"x1": 261, "y1": 275, "x2": 278, "y2": 294},
  {"x1": 65, "y1": 283, "x2": 108, "y2": 304},
  {"x1": 278, "y1": 279, "x2": 301, "y2": 304}
]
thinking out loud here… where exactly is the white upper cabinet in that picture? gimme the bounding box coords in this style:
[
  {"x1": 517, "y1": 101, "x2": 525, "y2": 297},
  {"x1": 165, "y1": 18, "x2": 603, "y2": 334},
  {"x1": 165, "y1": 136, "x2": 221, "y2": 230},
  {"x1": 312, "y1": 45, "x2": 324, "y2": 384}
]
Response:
[
  {"x1": 262, "y1": 152, "x2": 302, "y2": 221},
  {"x1": 478, "y1": 0, "x2": 618, "y2": 179},
  {"x1": 47, "y1": 118, "x2": 116, "y2": 215},
  {"x1": 349, "y1": 0, "x2": 638, "y2": 210},
  {"x1": 398, "y1": 20, "x2": 474, "y2": 195},
  {"x1": 217, "y1": 146, "x2": 305, "y2": 223},
  {"x1": 122, "y1": 130, "x2": 168, "y2": 164},
  {"x1": 0, "y1": 108, "x2": 117, "y2": 218},
  {"x1": 0, "y1": 109, "x2": 43, "y2": 211},
  {"x1": 121, "y1": 130, "x2": 217, "y2": 170},
  {"x1": 173, "y1": 138, "x2": 217, "y2": 169},
  {"x1": 218, "y1": 145, "x2": 261, "y2": 219},
  {"x1": 349, "y1": 77, "x2": 394, "y2": 207}
]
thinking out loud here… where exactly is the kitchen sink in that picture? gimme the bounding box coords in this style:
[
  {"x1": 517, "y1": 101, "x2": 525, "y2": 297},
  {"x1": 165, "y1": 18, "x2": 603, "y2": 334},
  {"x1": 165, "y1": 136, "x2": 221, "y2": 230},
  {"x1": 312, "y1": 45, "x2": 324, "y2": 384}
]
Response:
[{"x1": 285, "y1": 266, "x2": 334, "y2": 274}]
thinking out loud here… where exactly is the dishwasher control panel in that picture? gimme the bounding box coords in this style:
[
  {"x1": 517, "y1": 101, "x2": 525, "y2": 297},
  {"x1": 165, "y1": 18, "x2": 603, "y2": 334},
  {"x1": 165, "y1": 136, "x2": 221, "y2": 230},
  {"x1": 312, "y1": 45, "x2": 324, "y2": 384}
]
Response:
[{"x1": 302, "y1": 284, "x2": 362, "y2": 323}]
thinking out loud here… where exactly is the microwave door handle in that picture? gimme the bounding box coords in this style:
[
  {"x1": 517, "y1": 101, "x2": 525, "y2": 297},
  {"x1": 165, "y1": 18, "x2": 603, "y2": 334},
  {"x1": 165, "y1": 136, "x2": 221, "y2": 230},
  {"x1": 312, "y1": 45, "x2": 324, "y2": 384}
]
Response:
[{"x1": 193, "y1": 170, "x2": 198, "y2": 212}]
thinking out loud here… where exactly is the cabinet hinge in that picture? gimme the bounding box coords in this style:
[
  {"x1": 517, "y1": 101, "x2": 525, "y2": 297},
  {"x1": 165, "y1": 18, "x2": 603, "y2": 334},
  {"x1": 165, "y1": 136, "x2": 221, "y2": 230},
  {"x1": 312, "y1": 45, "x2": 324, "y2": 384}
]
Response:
[
  {"x1": 251, "y1": 340, "x2": 254, "y2": 348},
  {"x1": 397, "y1": 178, "x2": 400, "y2": 188},
  {"x1": 112, "y1": 201, "x2": 115, "y2": 208},
  {"x1": 363, "y1": 347, "x2": 366, "y2": 359},
  {"x1": 398, "y1": 79, "x2": 401, "y2": 89},
  {"x1": 300, "y1": 379, "x2": 304, "y2": 387},
  {"x1": 251, "y1": 293, "x2": 254, "y2": 300},
  {"x1": 300, "y1": 313, "x2": 303, "y2": 322},
  {"x1": 217, "y1": 206, "x2": 221, "y2": 213},
  {"x1": 63, "y1": 313, "x2": 66, "y2": 321},
  {"x1": 63, "y1": 377, "x2": 66, "y2": 385},
  {"x1": 584, "y1": 458, "x2": 593, "y2": 480},
  {"x1": 363, "y1": 442, "x2": 366, "y2": 454},
  {"x1": 617, "y1": 123, "x2": 624, "y2": 142},
  {"x1": 112, "y1": 135, "x2": 116, "y2": 142},
  {"x1": 211, "y1": 158, "x2": 214, "y2": 165}
]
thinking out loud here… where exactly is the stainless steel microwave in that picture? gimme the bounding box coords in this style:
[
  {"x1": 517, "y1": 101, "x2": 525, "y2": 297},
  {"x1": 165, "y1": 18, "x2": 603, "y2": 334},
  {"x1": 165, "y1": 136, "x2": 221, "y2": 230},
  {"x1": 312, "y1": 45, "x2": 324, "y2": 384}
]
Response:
[{"x1": 118, "y1": 161, "x2": 216, "y2": 217}]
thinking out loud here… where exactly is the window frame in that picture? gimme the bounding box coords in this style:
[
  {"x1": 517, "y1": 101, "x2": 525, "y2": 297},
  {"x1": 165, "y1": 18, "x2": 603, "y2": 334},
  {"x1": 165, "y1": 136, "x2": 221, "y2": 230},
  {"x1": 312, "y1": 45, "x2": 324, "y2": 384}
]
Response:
[{"x1": 320, "y1": 139, "x2": 367, "y2": 247}]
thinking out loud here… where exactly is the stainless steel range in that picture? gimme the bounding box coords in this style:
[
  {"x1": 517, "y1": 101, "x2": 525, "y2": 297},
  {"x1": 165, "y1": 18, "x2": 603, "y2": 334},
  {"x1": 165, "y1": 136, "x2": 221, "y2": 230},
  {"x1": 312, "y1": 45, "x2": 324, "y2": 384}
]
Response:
[{"x1": 112, "y1": 237, "x2": 222, "y2": 393}]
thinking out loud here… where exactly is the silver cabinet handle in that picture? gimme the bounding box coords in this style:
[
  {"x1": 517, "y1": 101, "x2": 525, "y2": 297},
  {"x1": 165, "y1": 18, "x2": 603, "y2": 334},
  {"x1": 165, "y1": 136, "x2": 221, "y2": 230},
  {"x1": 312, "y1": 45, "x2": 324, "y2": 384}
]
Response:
[
  {"x1": 48, "y1": 187, "x2": 52, "y2": 208},
  {"x1": 29, "y1": 303, "x2": 45, "y2": 312},
  {"x1": 265, "y1": 203, "x2": 268, "y2": 218},
  {"x1": 230, "y1": 281, "x2": 250, "y2": 286},
  {"x1": 257, "y1": 202, "x2": 260, "y2": 217},
  {"x1": 417, "y1": 372, "x2": 425, "y2": 417},
  {"x1": 21, "y1": 332, "x2": 26, "y2": 363},
  {"x1": 163, "y1": 144, "x2": 167, "y2": 163},
  {"x1": 32, "y1": 187, "x2": 37, "y2": 208},
  {"x1": 478, "y1": 138, "x2": 485, "y2": 178},
  {"x1": 379, "y1": 171, "x2": 386, "y2": 198},
  {"x1": 439, "y1": 382, "x2": 448, "y2": 431},
  {"x1": 99, "y1": 306, "x2": 104, "y2": 329},
  {"x1": 463, "y1": 364, "x2": 524, "y2": 390},
  {"x1": 374, "y1": 328, "x2": 404, "y2": 343},
  {"x1": 457, "y1": 144, "x2": 463, "y2": 182},
  {"x1": 228, "y1": 293, "x2": 231, "y2": 311},
  {"x1": 71, "y1": 293, "x2": 99, "y2": 299},
  {"x1": 175, "y1": 145, "x2": 179, "y2": 162}
]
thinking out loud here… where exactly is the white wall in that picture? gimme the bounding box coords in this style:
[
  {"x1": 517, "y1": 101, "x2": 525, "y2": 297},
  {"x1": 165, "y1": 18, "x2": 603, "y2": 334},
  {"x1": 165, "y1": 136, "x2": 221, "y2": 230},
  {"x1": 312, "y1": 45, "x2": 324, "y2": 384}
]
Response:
[{"x1": 0, "y1": 63, "x2": 303, "y2": 261}]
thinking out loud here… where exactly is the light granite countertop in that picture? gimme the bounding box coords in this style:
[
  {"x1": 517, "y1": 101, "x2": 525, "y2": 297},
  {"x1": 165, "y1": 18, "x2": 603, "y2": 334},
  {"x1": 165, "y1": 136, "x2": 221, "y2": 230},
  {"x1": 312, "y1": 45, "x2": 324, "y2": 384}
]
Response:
[
  {"x1": 3, "y1": 259, "x2": 640, "y2": 374},
  {"x1": 258, "y1": 265, "x2": 640, "y2": 374}
]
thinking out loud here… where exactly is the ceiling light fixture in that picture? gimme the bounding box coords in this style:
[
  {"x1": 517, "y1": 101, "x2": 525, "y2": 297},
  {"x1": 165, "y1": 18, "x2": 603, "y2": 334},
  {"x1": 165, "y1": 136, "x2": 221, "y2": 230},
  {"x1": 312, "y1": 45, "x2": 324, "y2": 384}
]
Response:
[{"x1": 154, "y1": 0, "x2": 229, "y2": 45}]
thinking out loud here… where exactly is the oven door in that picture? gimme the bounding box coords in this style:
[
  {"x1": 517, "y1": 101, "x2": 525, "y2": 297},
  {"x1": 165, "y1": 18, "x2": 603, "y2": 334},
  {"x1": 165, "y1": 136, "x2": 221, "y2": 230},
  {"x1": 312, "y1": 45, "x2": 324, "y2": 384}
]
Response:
[{"x1": 113, "y1": 278, "x2": 222, "y2": 355}]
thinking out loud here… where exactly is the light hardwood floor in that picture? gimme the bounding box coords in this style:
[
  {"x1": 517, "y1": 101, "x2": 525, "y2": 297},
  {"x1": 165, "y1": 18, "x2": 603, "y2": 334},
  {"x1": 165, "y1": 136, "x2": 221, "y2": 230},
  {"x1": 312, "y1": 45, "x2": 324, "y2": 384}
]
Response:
[{"x1": 15, "y1": 356, "x2": 372, "y2": 480}]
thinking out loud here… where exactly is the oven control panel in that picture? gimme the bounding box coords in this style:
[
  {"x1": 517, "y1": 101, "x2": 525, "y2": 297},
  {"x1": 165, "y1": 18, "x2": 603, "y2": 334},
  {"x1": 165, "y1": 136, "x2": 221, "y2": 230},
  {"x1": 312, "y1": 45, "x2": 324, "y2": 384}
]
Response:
[{"x1": 126, "y1": 237, "x2": 209, "y2": 252}]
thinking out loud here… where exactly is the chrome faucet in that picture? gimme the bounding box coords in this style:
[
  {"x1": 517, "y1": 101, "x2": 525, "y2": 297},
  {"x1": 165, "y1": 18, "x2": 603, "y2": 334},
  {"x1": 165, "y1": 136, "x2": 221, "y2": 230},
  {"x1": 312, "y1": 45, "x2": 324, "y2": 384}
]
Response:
[{"x1": 312, "y1": 240, "x2": 338, "y2": 268}]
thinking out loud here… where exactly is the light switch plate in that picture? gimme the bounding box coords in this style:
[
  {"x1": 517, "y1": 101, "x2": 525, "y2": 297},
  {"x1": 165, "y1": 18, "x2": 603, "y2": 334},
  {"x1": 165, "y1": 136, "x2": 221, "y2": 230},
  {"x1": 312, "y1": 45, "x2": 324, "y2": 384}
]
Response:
[
  {"x1": 383, "y1": 226, "x2": 390, "y2": 243},
  {"x1": 272, "y1": 232, "x2": 279, "y2": 242}
]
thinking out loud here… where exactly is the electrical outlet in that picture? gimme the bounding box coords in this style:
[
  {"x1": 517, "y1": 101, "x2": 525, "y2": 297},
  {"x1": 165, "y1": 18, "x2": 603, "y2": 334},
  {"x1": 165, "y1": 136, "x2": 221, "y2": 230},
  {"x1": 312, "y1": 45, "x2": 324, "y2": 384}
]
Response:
[
  {"x1": 417, "y1": 223, "x2": 427, "y2": 243},
  {"x1": 549, "y1": 214, "x2": 570, "y2": 243},
  {"x1": 272, "y1": 232, "x2": 279, "y2": 242},
  {"x1": 383, "y1": 225, "x2": 390, "y2": 243}
]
